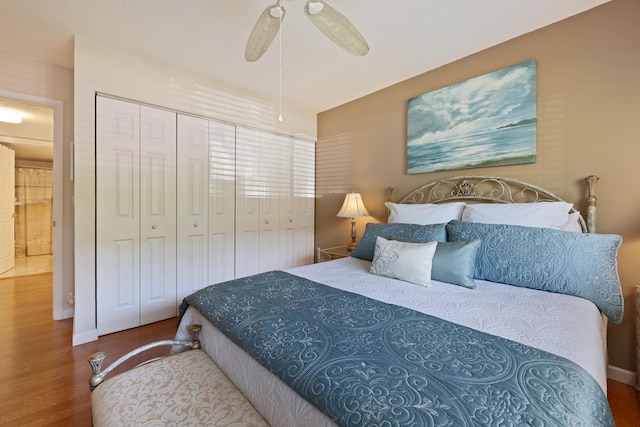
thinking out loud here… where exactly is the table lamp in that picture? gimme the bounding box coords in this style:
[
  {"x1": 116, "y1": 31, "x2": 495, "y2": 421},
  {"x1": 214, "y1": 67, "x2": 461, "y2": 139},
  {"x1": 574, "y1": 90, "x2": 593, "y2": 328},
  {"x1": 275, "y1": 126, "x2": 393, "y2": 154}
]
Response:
[{"x1": 336, "y1": 192, "x2": 370, "y2": 252}]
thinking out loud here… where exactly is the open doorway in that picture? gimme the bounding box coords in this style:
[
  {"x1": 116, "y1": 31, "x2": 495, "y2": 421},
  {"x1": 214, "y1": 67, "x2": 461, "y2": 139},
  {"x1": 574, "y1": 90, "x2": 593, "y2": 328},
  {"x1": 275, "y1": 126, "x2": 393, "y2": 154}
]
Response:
[{"x1": 0, "y1": 91, "x2": 64, "y2": 320}]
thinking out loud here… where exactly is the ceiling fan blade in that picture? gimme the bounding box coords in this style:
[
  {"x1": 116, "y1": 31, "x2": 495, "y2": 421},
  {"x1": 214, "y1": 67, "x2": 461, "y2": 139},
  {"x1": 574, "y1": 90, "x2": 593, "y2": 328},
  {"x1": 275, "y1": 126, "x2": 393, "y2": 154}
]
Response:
[
  {"x1": 304, "y1": 0, "x2": 369, "y2": 56},
  {"x1": 245, "y1": 3, "x2": 286, "y2": 62}
]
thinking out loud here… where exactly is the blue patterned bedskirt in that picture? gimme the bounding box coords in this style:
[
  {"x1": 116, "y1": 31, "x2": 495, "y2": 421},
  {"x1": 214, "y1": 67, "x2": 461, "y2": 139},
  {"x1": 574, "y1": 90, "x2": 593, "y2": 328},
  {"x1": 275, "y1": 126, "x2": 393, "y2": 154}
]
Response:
[{"x1": 180, "y1": 271, "x2": 614, "y2": 427}]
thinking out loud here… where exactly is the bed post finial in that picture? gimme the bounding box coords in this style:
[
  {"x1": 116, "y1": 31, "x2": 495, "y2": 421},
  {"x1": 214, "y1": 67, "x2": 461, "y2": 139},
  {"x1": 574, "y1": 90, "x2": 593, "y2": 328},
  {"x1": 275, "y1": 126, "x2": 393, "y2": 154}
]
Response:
[
  {"x1": 387, "y1": 187, "x2": 394, "y2": 202},
  {"x1": 586, "y1": 175, "x2": 599, "y2": 233}
]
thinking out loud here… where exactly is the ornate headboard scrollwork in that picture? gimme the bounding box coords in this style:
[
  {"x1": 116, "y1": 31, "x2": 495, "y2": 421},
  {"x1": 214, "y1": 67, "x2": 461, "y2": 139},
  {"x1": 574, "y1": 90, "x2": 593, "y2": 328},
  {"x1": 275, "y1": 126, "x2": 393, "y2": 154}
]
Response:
[{"x1": 387, "y1": 175, "x2": 598, "y2": 233}]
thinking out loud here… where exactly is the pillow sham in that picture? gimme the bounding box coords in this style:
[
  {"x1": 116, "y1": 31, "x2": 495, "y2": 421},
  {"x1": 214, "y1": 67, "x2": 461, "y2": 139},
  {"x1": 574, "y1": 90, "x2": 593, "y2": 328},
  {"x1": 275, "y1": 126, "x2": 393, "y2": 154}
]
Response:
[
  {"x1": 350, "y1": 222, "x2": 447, "y2": 261},
  {"x1": 385, "y1": 202, "x2": 465, "y2": 225},
  {"x1": 370, "y1": 237, "x2": 438, "y2": 287},
  {"x1": 460, "y1": 201, "x2": 573, "y2": 229},
  {"x1": 431, "y1": 240, "x2": 481, "y2": 289},
  {"x1": 446, "y1": 220, "x2": 624, "y2": 323}
]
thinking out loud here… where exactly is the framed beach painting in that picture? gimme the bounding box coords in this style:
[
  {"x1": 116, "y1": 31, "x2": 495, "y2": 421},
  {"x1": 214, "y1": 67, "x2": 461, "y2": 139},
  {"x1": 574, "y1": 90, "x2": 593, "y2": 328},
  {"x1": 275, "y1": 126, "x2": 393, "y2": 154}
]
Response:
[{"x1": 407, "y1": 60, "x2": 537, "y2": 174}]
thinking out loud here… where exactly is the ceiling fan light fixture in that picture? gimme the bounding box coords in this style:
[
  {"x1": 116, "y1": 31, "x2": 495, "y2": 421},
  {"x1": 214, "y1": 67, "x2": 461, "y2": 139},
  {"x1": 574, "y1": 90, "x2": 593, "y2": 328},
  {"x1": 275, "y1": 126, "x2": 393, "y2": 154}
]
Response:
[
  {"x1": 306, "y1": 2, "x2": 324, "y2": 15},
  {"x1": 269, "y1": 5, "x2": 285, "y2": 19}
]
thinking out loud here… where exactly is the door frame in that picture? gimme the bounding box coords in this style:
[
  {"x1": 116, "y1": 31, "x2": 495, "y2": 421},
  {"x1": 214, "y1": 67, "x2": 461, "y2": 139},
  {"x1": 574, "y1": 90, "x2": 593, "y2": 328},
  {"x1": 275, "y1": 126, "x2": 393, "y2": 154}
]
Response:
[{"x1": 0, "y1": 89, "x2": 64, "y2": 320}]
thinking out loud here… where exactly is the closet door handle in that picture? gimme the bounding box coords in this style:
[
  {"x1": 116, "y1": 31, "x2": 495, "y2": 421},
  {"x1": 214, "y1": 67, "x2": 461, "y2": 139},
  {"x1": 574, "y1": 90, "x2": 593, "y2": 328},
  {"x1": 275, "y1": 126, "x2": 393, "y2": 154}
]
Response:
[
  {"x1": 152, "y1": 225, "x2": 157, "y2": 229},
  {"x1": 194, "y1": 223, "x2": 199, "y2": 228}
]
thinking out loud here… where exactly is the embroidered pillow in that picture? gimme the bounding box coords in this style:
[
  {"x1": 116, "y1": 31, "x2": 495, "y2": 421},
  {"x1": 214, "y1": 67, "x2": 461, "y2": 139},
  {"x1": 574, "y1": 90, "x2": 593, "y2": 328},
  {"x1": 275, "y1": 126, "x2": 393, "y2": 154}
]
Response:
[
  {"x1": 370, "y1": 237, "x2": 438, "y2": 287},
  {"x1": 350, "y1": 222, "x2": 447, "y2": 261},
  {"x1": 385, "y1": 202, "x2": 465, "y2": 225},
  {"x1": 446, "y1": 220, "x2": 624, "y2": 323}
]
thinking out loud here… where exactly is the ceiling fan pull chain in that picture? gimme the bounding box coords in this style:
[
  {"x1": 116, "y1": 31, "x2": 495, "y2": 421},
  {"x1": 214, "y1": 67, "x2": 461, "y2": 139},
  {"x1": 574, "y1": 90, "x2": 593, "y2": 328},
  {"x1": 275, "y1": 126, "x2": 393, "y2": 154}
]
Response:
[{"x1": 278, "y1": 0, "x2": 283, "y2": 123}]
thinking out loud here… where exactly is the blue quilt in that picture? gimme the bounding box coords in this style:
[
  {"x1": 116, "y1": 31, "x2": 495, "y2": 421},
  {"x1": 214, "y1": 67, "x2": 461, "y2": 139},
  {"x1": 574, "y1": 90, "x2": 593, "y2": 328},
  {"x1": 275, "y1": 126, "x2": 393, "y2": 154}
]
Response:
[{"x1": 180, "y1": 271, "x2": 614, "y2": 427}]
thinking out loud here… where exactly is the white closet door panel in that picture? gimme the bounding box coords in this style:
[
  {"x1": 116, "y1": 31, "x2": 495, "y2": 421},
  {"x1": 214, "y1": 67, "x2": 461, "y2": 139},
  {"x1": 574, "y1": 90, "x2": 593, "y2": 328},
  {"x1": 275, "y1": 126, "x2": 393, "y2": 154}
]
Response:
[
  {"x1": 96, "y1": 96, "x2": 141, "y2": 335},
  {"x1": 294, "y1": 139, "x2": 316, "y2": 229},
  {"x1": 235, "y1": 127, "x2": 260, "y2": 229},
  {"x1": 235, "y1": 230, "x2": 260, "y2": 278},
  {"x1": 281, "y1": 225, "x2": 297, "y2": 270},
  {"x1": 177, "y1": 115, "x2": 209, "y2": 301},
  {"x1": 140, "y1": 106, "x2": 177, "y2": 323},
  {"x1": 208, "y1": 121, "x2": 236, "y2": 284},
  {"x1": 235, "y1": 127, "x2": 260, "y2": 276},
  {"x1": 296, "y1": 224, "x2": 315, "y2": 266},
  {"x1": 259, "y1": 132, "x2": 288, "y2": 272},
  {"x1": 177, "y1": 234, "x2": 208, "y2": 302}
]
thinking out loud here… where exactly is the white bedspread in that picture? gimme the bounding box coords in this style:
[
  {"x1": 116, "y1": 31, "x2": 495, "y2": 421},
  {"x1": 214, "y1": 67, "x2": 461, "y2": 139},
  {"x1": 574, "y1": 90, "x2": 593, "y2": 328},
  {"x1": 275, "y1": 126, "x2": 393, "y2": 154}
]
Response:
[{"x1": 176, "y1": 256, "x2": 607, "y2": 427}]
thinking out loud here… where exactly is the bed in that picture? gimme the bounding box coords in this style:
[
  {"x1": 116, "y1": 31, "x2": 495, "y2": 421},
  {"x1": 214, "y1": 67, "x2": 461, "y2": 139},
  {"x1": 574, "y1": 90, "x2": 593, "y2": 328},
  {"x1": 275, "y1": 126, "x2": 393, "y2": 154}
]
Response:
[{"x1": 175, "y1": 175, "x2": 622, "y2": 426}]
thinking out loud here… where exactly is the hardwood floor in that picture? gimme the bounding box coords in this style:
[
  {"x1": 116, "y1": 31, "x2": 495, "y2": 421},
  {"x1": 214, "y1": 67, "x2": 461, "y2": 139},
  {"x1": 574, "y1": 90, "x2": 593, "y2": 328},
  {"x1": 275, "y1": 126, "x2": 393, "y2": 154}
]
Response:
[
  {"x1": 0, "y1": 273, "x2": 177, "y2": 426},
  {"x1": 1, "y1": 273, "x2": 639, "y2": 426}
]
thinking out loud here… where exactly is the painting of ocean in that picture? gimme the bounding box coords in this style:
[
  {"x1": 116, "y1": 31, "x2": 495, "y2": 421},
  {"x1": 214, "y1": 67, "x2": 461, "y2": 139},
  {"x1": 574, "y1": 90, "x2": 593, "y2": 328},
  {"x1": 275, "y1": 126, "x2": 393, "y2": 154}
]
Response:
[{"x1": 407, "y1": 60, "x2": 536, "y2": 174}]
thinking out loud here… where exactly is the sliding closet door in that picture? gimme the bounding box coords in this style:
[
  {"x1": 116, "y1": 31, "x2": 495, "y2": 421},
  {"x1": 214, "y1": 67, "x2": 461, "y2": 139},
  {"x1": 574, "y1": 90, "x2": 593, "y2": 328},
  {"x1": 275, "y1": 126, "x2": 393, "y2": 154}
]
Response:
[
  {"x1": 208, "y1": 121, "x2": 236, "y2": 284},
  {"x1": 139, "y1": 106, "x2": 177, "y2": 323},
  {"x1": 96, "y1": 97, "x2": 141, "y2": 335},
  {"x1": 177, "y1": 115, "x2": 209, "y2": 302}
]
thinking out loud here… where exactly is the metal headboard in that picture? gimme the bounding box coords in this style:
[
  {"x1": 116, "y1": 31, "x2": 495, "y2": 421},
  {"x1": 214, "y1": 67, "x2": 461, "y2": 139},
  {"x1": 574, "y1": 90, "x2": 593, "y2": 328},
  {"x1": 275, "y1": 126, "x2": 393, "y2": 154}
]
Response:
[{"x1": 387, "y1": 175, "x2": 599, "y2": 233}]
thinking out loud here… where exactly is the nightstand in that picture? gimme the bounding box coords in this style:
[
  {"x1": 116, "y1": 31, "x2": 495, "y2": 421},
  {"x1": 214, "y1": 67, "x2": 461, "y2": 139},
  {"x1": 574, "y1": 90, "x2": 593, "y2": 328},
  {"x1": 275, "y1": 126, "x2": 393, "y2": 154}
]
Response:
[{"x1": 316, "y1": 245, "x2": 351, "y2": 262}]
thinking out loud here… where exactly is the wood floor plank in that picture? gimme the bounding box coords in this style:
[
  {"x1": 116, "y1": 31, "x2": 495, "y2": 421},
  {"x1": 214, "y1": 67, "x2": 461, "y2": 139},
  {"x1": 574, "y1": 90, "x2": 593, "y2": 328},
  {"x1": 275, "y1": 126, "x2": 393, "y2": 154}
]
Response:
[{"x1": 1, "y1": 272, "x2": 638, "y2": 426}]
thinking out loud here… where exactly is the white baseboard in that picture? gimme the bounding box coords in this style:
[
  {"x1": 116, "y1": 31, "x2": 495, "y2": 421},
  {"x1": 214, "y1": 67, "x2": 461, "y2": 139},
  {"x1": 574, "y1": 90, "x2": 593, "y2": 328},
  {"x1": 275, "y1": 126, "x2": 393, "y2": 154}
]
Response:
[
  {"x1": 608, "y1": 364, "x2": 637, "y2": 387},
  {"x1": 73, "y1": 328, "x2": 99, "y2": 346}
]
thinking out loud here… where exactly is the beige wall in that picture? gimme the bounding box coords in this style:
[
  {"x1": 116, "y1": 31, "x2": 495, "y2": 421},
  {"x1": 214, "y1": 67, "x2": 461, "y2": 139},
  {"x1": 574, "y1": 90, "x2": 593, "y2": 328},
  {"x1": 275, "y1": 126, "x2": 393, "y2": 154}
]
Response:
[{"x1": 316, "y1": 0, "x2": 640, "y2": 374}]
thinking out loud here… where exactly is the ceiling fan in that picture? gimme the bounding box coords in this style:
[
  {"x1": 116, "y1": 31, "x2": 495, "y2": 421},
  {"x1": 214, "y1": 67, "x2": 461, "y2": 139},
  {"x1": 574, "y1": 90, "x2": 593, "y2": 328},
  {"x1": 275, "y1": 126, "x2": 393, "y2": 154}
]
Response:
[{"x1": 245, "y1": 0, "x2": 369, "y2": 62}]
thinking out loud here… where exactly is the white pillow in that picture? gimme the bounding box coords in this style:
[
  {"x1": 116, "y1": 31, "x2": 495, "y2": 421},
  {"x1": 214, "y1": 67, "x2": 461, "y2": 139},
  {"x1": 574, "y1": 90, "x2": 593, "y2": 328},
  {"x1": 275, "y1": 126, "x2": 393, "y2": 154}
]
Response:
[
  {"x1": 461, "y1": 202, "x2": 573, "y2": 229},
  {"x1": 369, "y1": 236, "x2": 438, "y2": 287},
  {"x1": 559, "y1": 212, "x2": 584, "y2": 233},
  {"x1": 385, "y1": 202, "x2": 465, "y2": 225}
]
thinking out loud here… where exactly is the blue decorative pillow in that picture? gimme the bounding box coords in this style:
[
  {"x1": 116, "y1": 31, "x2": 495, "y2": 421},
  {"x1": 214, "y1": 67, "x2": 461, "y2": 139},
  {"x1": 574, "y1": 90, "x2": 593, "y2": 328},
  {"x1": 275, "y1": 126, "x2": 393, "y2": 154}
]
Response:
[
  {"x1": 431, "y1": 240, "x2": 481, "y2": 289},
  {"x1": 350, "y1": 222, "x2": 447, "y2": 261},
  {"x1": 446, "y1": 220, "x2": 624, "y2": 323}
]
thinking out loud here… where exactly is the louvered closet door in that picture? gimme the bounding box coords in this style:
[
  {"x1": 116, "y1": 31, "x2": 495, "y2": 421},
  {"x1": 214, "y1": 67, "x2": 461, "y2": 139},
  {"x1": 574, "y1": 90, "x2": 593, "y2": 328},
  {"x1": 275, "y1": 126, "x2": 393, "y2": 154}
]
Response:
[
  {"x1": 208, "y1": 121, "x2": 236, "y2": 284},
  {"x1": 177, "y1": 115, "x2": 209, "y2": 302},
  {"x1": 96, "y1": 97, "x2": 141, "y2": 335},
  {"x1": 139, "y1": 106, "x2": 177, "y2": 323}
]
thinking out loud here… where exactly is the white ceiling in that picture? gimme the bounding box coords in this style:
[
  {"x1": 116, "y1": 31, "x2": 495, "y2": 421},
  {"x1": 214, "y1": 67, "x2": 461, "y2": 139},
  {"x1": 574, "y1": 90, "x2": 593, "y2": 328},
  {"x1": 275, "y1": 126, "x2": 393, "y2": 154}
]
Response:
[
  {"x1": 0, "y1": 0, "x2": 609, "y2": 119},
  {"x1": 0, "y1": 0, "x2": 610, "y2": 164}
]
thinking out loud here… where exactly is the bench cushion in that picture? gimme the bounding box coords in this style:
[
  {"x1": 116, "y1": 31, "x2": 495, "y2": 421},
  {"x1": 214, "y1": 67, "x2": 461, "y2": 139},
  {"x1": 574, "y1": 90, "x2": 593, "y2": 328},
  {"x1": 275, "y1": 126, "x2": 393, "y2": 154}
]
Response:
[{"x1": 91, "y1": 349, "x2": 269, "y2": 426}]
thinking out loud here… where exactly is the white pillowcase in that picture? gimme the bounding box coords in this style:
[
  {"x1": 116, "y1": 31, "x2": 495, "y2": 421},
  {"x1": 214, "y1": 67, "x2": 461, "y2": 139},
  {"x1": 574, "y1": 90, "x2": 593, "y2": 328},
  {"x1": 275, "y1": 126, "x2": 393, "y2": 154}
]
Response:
[
  {"x1": 461, "y1": 202, "x2": 573, "y2": 229},
  {"x1": 558, "y1": 212, "x2": 584, "y2": 233},
  {"x1": 370, "y1": 236, "x2": 438, "y2": 287},
  {"x1": 385, "y1": 202, "x2": 465, "y2": 225}
]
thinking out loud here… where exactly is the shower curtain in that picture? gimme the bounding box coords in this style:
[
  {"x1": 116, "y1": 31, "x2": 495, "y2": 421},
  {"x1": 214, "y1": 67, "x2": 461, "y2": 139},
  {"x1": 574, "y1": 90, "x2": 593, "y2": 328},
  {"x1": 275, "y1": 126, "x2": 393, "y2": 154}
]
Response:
[{"x1": 14, "y1": 167, "x2": 53, "y2": 258}]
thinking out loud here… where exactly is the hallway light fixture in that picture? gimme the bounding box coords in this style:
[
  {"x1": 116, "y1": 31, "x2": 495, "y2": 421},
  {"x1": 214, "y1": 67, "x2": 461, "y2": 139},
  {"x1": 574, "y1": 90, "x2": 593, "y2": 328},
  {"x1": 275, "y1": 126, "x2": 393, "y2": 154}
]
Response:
[{"x1": 0, "y1": 107, "x2": 22, "y2": 124}]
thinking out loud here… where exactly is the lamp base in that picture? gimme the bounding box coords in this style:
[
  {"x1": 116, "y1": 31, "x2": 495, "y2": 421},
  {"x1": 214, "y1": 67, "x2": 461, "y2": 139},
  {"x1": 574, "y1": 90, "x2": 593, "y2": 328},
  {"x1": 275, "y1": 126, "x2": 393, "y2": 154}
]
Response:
[{"x1": 346, "y1": 242, "x2": 356, "y2": 253}]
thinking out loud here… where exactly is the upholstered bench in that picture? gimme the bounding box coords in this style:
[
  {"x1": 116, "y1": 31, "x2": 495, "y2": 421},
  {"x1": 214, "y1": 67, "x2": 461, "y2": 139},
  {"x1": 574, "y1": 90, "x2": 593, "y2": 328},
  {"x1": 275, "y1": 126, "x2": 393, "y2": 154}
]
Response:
[{"x1": 88, "y1": 325, "x2": 268, "y2": 426}]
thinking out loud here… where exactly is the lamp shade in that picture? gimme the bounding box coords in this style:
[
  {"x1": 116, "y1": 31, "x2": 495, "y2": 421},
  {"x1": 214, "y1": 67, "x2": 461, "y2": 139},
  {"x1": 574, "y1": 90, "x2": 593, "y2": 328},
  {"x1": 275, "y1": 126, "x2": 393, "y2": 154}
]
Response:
[{"x1": 337, "y1": 192, "x2": 369, "y2": 218}]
